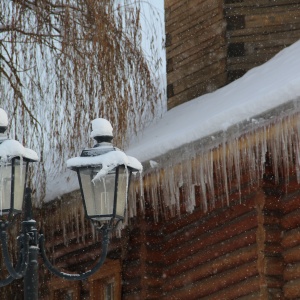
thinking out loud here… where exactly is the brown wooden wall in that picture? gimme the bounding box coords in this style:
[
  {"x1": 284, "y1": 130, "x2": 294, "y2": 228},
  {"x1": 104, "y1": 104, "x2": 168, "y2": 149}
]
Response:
[
  {"x1": 2, "y1": 160, "x2": 300, "y2": 299},
  {"x1": 165, "y1": 0, "x2": 227, "y2": 109},
  {"x1": 121, "y1": 159, "x2": 287, "y2": 299},
  {"x1": 225, "y1": 0, "x2": 300, "y2": 83},
  {"x1": 281, "y1": 175, "x2": 300, "y2": 299},
  {"x1": 165, "y1": 0, "x2": 300, "y2": 110}
]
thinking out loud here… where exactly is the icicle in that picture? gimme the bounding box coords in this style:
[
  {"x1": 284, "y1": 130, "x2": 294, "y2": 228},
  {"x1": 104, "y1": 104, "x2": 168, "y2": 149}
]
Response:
[
  {"x1": 62, "y1": 220, "x2": 67, "y2": 246},
  {"x1": 81, "y1": 206, "x2": 86, "y2": 244},
  {"x1": 222, "y1": 134, "x2": 229, "y2": 205},
  {"x1": 139, "y1": 171, "x2": 144, "y2": 211},
  {"x1": 199, "y1": 153, "x2": 208, "y2": 212},
  {"x1": 130, "y1": 110, "x2": 300, "y2": 223}
]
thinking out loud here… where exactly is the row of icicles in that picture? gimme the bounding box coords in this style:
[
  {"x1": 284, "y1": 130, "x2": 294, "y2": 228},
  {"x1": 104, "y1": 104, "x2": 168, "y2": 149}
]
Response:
[{"x1": 35, "y1": 110, "x2": 300, "y2": 245}]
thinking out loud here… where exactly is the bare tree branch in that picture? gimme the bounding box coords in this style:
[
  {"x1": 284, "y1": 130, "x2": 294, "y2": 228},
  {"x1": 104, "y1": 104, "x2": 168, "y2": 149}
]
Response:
[{"x1": 0, "y1": 0, "x2": 162, "y2": 203}]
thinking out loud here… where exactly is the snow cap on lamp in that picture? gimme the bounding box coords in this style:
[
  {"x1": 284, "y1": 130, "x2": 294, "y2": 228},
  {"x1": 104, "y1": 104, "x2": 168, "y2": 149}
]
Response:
[
  {"x1": 0, "y1": 108, "x2": 8, "y2": 134},
  {"x1": 90, "y1": 118, "x2": 113, "y2": 139}
]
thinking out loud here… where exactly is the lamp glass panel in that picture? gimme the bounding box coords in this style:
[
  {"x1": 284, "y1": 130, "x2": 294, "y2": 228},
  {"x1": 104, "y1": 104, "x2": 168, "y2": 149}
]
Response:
[
  {"x1": 0, "y1": 162, "x2": 12, "y2": 214},
  {"x1": 116, "y1": 167, "x2": 128, "y2": 218},
  {"x1": 79, "y1": 167, "x2": 116, "y2": 220},
  {"x1": 13, "y1": 159, "x2": 27, "y2": 211}
]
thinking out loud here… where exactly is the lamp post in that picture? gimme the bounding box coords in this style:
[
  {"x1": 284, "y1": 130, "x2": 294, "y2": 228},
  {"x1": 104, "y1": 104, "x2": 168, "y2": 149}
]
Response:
[{"x1": 0, "y1": 113, "x2": 142, "y2": 300}]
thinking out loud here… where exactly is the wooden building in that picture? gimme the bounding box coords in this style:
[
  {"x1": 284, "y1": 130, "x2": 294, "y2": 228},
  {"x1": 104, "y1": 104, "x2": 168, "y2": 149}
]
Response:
[
  {"x1": 1, "y1": 1, "x2": 300, "y2": 299},
  {"x1": 166, "y1": 0, "x2": 300, "y2": 109}
]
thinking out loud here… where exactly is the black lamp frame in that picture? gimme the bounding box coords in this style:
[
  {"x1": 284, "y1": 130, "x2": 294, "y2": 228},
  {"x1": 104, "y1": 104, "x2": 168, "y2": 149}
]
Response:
[
  {"x1": 0, "y1": 188, "x2": 119, "y2": 299},
  {"x1": 77, "y1": 164, "x2": 133, "y2": 223},
  {"x1": 0, "y1": 157, "x2": 29, "y2": 216},
  {"x1": 0, "y1": 139, "x2": 138, "y2": 299}
]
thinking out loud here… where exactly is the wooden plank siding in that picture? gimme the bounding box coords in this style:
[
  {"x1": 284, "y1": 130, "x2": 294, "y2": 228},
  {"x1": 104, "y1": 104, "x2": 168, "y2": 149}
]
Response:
[{"x1": 165, "y1": 0, "x2": 300, "y2": 109}]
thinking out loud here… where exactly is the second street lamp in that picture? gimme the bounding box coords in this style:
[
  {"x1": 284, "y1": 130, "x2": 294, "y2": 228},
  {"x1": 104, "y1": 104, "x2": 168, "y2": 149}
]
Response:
[
  {"x1": 0, "y1": 112, "x2": 142, "y2": 300},
  {"x1": 67, "y1": 118, "x2": 142, "y2": 224}
]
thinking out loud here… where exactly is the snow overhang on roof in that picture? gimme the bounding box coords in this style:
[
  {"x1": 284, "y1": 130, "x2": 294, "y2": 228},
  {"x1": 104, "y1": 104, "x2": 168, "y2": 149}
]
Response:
[
  {"x1": 127, "y1": 39, "x2": 300, "y2": 220},
  {"x1": 128, "y1": 39, "x2": 300, "y2": 165}
]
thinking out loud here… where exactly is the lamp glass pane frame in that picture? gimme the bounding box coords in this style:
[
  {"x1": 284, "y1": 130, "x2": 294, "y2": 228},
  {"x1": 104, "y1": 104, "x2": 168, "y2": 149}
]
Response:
[
  {"x1": 77, "y1": 165, "x2": 132, "y2": 222},
  {"x1": 0, "y1": 157, "x2": 29, "y2": 216}
]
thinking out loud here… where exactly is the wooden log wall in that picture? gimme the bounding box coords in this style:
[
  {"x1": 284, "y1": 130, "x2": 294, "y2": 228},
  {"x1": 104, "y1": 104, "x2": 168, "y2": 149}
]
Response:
[
  {"x1": 118, "y1": 155, "x2": 285, "y2": 300},
  {"x1": 158, "y1": 164, "x2": 284, "y2": 299},
  {"x1": 165, "y1": 0, "x2": 300, "y2": 110},
  {"x1": 225, "y1": 0, "x2": 300, "y2": 83},
  {"x1": 0, "y1": 157, "x2": 299, "y2": 299},
  {"x1": 281, "y1": 175, "x2": 300, "y2": 299},
  {"x1": 122, "y1": 217, "x2": 164, "y2": 299},
  {"x1": 165, "y1": 0, "x2": 227, "y2": 109}
]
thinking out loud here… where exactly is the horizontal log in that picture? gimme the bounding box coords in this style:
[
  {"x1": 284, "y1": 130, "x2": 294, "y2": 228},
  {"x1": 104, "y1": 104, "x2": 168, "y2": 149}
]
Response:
[
  {"x1": 165, "y1": 229, "x2": 257, "y2": 277},
  {"x1": 166, "y1": 0, "x2": 220, "y2": 31},
  {"x1": 165, "y1": 211, "x2": 258, "y2": 265},
  {"x1": 228, "y1": 23, "x2": 300, "y2": 41},
  {"x1": 282, "y1": 228, "x2": 300, "y2": 249},
  {"x1": 49, "y1": 239, "x2": 101, "y2": 260},
  {"x1": 281, "y1": 208, "x2": 300, "y2": 230},
  {"x1": 265, "y1": 227, "x2": 282, "y2": 244},
  {"x1": 122, "y1": 277, "x2": 142, "y2": 294},
  {"x1": 225, "y1": 0, "x2": 300, "y2": 9},
  {"x1": 167, "y1": 35, "x2": 226, "y2": 71},
  {"x1": 284, "y1": 262, "x2": 300, "y2": 281},
  {"x1": 201, "y1": 276, "x2": 260, "y2": 300},
  {"x1": 167, "y1": 5, "x2": 223, "y2": 47},
  {"x1": 167, "y1": 20, "x2": 224, "y2": 59},
  {"x1": 283, "y1": 278, "x2": 300, "y2": 299},
  {"x1": 225, "y1": 4, "x2": 300, "y2": 17},
  {"x1": 172, "y1": 60, "x2": 226, "y2": 95},
  {"x1": 168, "y1": 46, "x2": 226, "y2": 84},
  {"x1": 123, "y1": 262, "x2": 142, "y2": 280},
  {"x1": 281, "y1": 190, "x2": 300, "y2": 215},
  {"x1": 227, "y1": 52, "x2": 276, "y2": 66},
  {"x1": 164, "y1": 261, "x2": 258, "y2": 299},
  {"x1": 163, "y1": 195, "x2": 256, "y2": 240},
  {"x1": 164, "y1": 244, "x2": 258, "y2": 291},
  {"x1": 245, "y1": 11, "x2": 300, "y2": 28},
  {"x1": 168, "y1": 72, "x2": 227, "y2": 109},
  {"x1": 265, "y1": 257, "x2": 284, "y2": 276},
  {"x1": 264, "y1": 244, "x2": 282, "y2": 256},
  {"x1": 283, "y1": 245, "x2": 300, "y2": 264}
]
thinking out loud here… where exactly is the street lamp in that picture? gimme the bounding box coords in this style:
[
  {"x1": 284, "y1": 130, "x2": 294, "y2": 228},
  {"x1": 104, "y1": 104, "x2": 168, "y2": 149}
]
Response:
[
  {"x1": 0, "y1": 113, "x2": 142, "y2": 300},
  {"x1": 67, "y1": 118, "x2": 141, "y2": 224}
]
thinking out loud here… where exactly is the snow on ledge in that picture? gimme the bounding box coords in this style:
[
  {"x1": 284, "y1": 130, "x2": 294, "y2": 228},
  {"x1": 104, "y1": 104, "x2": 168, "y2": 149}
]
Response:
[{"x1": 127, "y1": 39, "x2": 300, "y2": 163}]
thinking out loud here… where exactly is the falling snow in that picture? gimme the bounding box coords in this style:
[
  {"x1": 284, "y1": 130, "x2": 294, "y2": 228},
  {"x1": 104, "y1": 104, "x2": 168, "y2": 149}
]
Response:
[
  {"x1": 43, "y1": 39, "x2": 300, "y2": 223},
  {"x1": 127, "y1": 39, "x2": 300, "y2": 220}
]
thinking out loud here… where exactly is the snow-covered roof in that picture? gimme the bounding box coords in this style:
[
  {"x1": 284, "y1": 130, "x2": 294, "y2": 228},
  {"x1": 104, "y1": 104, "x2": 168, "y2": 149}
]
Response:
[
  {"x1": 127, "y1": 39, "x2": 300, "y2": 164},
  {"x1": 47, "y1": 40, "x2": 300, "y2": 205}
]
